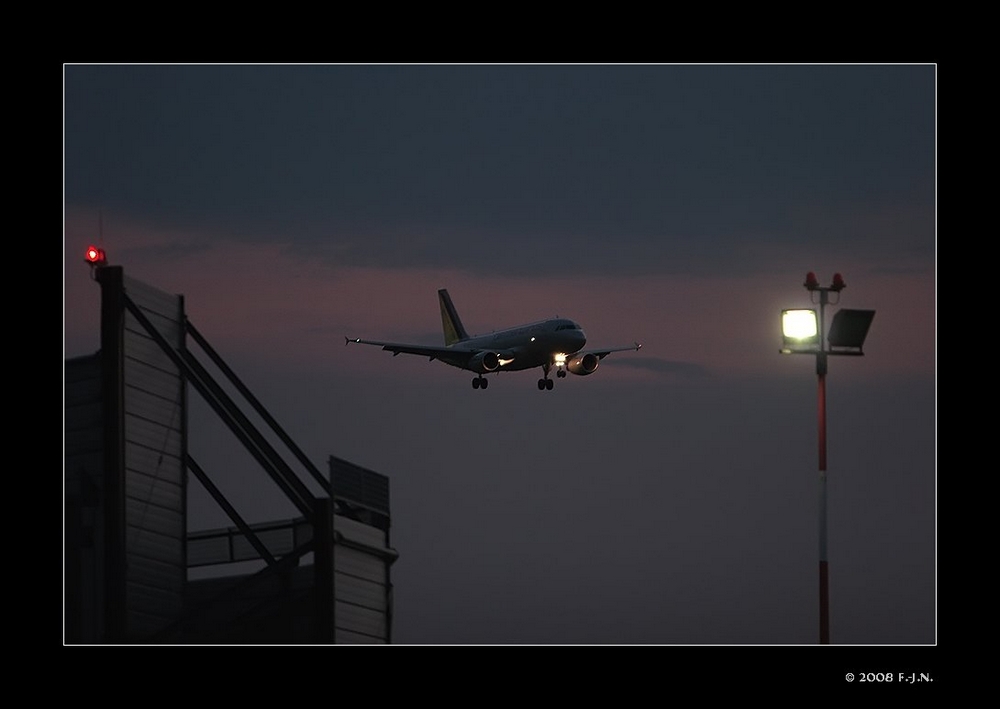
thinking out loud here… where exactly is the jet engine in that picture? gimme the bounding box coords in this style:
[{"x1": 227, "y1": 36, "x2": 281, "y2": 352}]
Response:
[
  {"x1": 566, "y1": 352, "x2": 600, "y2": 375},
  {"x1": 469, "y1": 351, "x2": 501, "y2": 373}
]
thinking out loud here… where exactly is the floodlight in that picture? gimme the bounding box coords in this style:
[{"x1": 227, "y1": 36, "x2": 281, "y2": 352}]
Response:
[
  {"x1": 827, "y1": 309, "x2": 875, "y2": 352},
  {"x1": 781, "y1": 309, "x2": 819, "y2": 353}
]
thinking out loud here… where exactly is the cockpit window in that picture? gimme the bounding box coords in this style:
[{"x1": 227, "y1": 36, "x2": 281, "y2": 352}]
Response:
[{"x1": 555, "y1": 321, "x2": 580, "y2": 331}]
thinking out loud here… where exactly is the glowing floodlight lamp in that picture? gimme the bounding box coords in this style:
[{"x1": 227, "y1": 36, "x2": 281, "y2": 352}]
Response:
[{"x1": 781, "y1": 309, "x2": 819, "y2": 353}]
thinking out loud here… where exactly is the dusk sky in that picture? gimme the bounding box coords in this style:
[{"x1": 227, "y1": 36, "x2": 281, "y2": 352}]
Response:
[{"x1": 63, "y1": 64, "x2": 937, "y2": 657}]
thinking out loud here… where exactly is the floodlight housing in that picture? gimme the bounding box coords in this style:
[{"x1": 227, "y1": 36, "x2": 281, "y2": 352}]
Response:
[
  {"x1": 781, "y1": 309, "x2": 819, "y2": 354},
  {"x1": 827, "y1": 309, "x2": 875, "y2": 353}
]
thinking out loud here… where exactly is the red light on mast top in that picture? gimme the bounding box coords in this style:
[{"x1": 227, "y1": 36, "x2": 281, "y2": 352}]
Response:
[
  {"x1": 830, "y1": 273, "x2": 846, "y2": 291},
  {"x1": 85, "y1": 245, "x2": 107, "y2": 266},
  {"x1": 804, "y1": 271, "x2": 819, "y2": 291}
]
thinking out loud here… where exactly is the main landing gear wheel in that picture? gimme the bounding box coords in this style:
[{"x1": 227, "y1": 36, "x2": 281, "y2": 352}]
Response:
[
  {"x1": 473, "y1": 376, "x2": 489, "y2": 389},
  {"x1": 538, "y1": 362, "x2": 554, "y2": 390}
]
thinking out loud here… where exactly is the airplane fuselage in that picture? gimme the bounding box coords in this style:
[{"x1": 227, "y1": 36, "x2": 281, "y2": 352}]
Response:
[{"x1": 446, "y1": 318, "x2": 587, "y2": 372}]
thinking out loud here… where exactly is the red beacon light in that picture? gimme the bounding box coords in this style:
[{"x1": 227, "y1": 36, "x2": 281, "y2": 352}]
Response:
[
  {"x1": 830, "y1": 273, "x2": 846, "y2": 292},
  {"x1": 85, "y1": 245, "x2": 107, "y2": 267},
  {"x1": 804, "y1": 271, "x2": 819, "y2": 291}
]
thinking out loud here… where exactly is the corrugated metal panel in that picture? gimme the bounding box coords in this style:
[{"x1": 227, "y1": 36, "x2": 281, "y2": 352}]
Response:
[
  {"x1": 124, "y1": 325, "x2": 183, "y2": 371},
  {"x1": 335, "y1": 600, "x2": 388, "y2": 640},
  {"x1": 329, "y1": 455, "x2": 390, "y2": 514},
  {"x1": 124, "y1": 331, "x2": 180, "y2": 374},
  {"x1": 127, "y1": 522, "x2": 184, "y2": 565},
  {"x1": 121, "y1": 276, "x2": 187, "y2": 641},
  {"x1": 335, "y1": 544, "x2": 388, "y2": 583},
  {"x1": 125, "y1": 276, "x2": 182, "y2": 317},
  {"x1": 125, "y1": 379, "x2": 184, "y2": 421},
  {"x1": 125, "y1": 446, "x2": 184, "y2": 508},
  {"x1": 125, "y1": 495, "x2": 183, "y2": 537},
  {"x1": 127, "y1": 588, "x2": 185, "y2": 638},
  {"x1": 128, "y1": 611, "x2": 175, "y2": 640},
  {"x1": 126, "y1": 553, "x2": 186, "y2": 594},
  {"x1": 336, "y1": 571, "x2": 387, "y2": 612},
  {"x1": 336, "y1": 514, "x2": 389, "y2": 550},
  {"x1": 126, "y1": 579, "x2": 185, "y2": 611},
  {"x1": 336, "y1": 628, "x2": 385, "y2": 644},
  {"x1": 124, "y1": 358, "x2": 183, "y2": 399},
  {"x1": 125, "y1": 413, "x2": 183, "y2": 454}
]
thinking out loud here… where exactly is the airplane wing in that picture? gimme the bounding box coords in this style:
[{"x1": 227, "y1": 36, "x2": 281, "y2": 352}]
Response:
[
  {"x1": 346, "y1": 337, "x2": 483, "y2": 367},
  {"x1": 347, "y1": 337, "x2": 462, "y2": 359},
  {"x1": 580, "y1": 342, "x2": 643, "y2": 360}
]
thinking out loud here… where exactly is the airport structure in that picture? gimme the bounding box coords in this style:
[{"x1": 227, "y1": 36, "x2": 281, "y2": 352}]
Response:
[{"x1": 64, "y1": 254, "x2": 397, "y2": 643}]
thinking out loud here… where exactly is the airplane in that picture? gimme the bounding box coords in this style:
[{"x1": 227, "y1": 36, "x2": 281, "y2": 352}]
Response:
[{"x1": 346, "y1": 288, "x2": 642, "y2": 390}]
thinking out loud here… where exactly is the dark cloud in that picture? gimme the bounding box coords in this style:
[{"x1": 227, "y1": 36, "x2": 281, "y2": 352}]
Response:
[{"x1": 64, "y1": 63, "x2": 935, "y2": 278}]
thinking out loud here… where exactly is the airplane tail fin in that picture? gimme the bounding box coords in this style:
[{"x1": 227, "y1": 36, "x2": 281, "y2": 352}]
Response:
[{"x1": 438, "y1": 289, "x2": 469, "y2": 345}]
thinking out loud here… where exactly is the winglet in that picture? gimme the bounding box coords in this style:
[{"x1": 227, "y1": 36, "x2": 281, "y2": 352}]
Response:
[{"x1": 635, "y1": 342, "x2": 642, "y2": 350}]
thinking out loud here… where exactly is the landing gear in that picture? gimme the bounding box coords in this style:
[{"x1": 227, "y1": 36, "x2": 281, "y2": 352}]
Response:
[
  {"x1": 472, "y1": 376, "x2": 489, "y2": 390},
  {"x1": 538, "y1": 363, "x2": 555, "y2": 390}
]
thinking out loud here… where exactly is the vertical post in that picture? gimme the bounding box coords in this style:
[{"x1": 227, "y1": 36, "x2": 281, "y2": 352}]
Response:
[
  {"x1": 817, "y1": 353, "x2": 829, "y2": 644},
  {"x1": 785, "y1": 273, "x2": 866, "y2": 644},
  {"x1": 313, "y1": 497, "x2": 336, "y2": 643},
  {"x1": 816, "y1": 288, "x2": 830, "y2": 645},
  {"x1": 97, "y1": 265, "x2": 127, "y2": 642}
]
